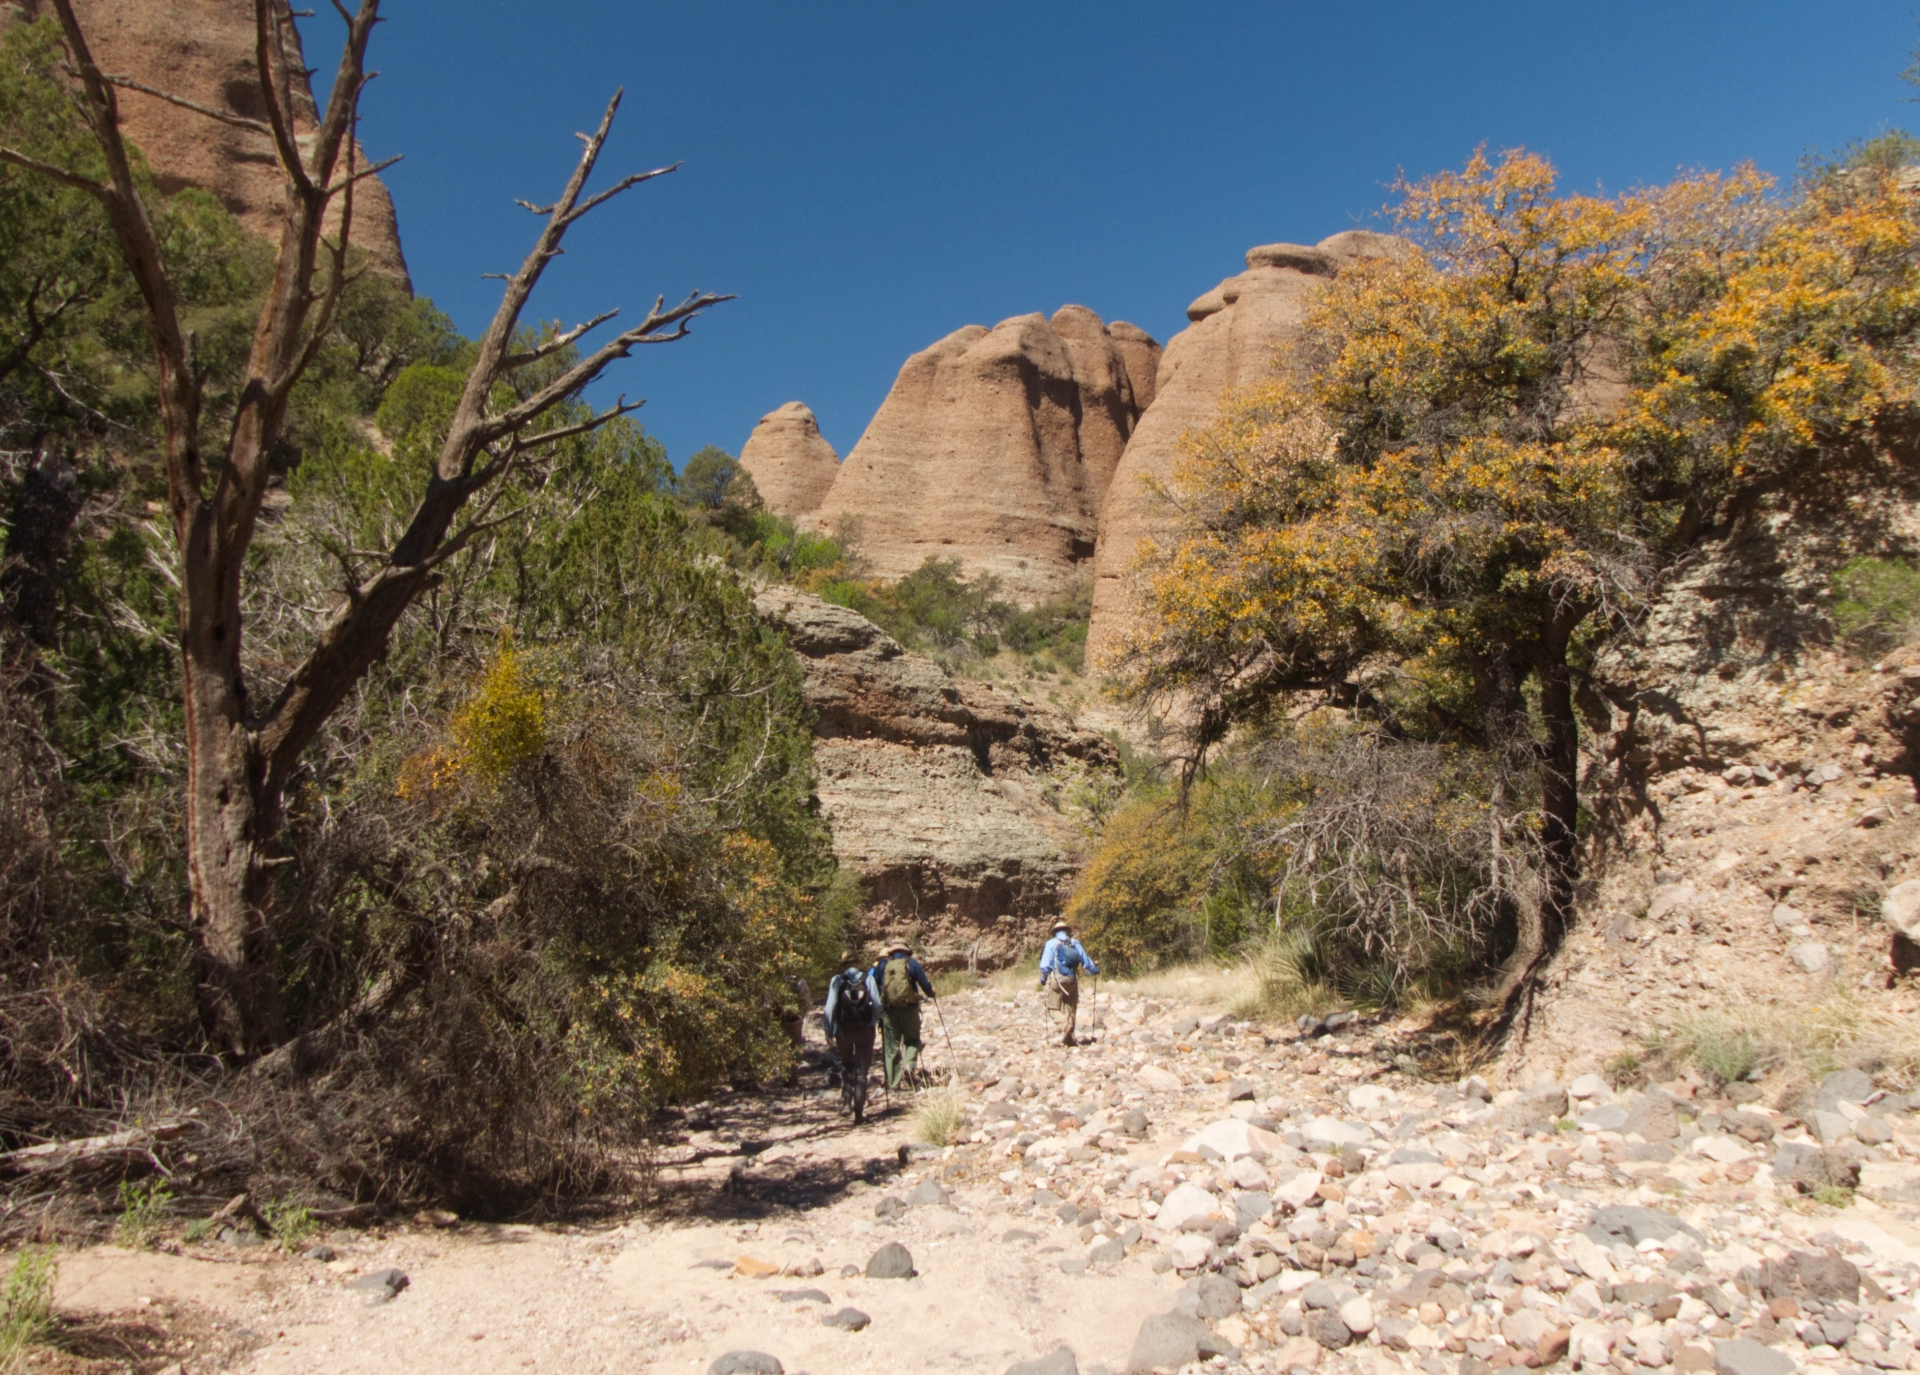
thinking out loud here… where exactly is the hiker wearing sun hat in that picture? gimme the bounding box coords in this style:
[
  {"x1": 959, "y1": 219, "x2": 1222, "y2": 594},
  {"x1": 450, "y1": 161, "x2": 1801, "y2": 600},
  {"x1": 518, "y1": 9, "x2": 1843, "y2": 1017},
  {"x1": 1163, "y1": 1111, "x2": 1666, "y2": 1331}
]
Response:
[
  {"x1": 1038, "y1": 921, "x2": 1099, "y2": 1046},
  {"x1": 870, "y1": 941, "x2": 935, "y2": 1091}
]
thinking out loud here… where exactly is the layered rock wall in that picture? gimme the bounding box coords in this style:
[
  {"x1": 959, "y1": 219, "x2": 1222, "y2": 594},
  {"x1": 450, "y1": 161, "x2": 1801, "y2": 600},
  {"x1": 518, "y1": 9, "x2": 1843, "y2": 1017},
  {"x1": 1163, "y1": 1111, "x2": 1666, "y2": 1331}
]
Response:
[
  {"x1": 1085, "y1": 232, "x2": 1406, "y2": 665},
  {"x1": 6, "y1": 0, "x2": 410, "y2": 284},
  {"x1": 738, "y1": 401, "x2": 841, "y2": 522},
  {"x1": 812, "y1": 307, "x2": 1159, "y2": 603},
  {"x1": 756, "y1": 587, "x2": 1118, "y2": 967}
]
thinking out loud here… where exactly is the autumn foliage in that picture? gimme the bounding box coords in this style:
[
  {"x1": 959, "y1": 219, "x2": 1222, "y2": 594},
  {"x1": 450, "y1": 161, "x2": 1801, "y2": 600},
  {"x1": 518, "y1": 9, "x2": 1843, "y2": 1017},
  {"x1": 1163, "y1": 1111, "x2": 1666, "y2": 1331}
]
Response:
[{"x1": 1110, "y1": 147, "x2": 1920, "y2": 1006}]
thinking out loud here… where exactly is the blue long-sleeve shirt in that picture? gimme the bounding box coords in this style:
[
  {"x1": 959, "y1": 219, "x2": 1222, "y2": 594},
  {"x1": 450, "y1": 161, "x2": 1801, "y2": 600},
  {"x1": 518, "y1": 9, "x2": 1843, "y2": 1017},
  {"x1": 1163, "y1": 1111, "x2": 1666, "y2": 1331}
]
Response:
[
  {"x1": 870, "y1": 954, "x2": 934, "y2": 1004},
  {"x1": 1039, "y1": 934, "x2": 1098, "y2": 987},
  {"x1": 823, "y1": 968, "x2": 880, "y2": 1038}
]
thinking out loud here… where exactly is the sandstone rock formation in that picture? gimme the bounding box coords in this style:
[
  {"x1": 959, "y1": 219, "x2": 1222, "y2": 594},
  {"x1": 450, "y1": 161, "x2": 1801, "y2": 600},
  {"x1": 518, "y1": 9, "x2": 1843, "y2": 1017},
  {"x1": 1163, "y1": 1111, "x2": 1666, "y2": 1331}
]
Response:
[
  {"x1": 1085, "y1": 232, "x2": 1407, "y2": 666},
  {"x1": 737, "y1": 402, "x2": 840, "y2": 522},
  {"x1": 814, "y1": 308, "x2": 1159, "y2": 603},
  {"x1": 755, "y1": 586, "x2": 1118, "y2": 967},
  {"x1": 5, "y1": 0, "x2": 409, "y2": 284}
]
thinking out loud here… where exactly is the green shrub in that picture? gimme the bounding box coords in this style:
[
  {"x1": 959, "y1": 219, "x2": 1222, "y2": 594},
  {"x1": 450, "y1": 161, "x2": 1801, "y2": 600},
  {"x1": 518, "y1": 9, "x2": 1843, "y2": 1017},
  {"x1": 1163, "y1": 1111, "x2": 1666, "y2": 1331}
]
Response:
[
  {"x1": 262, "y1": 1199, "x2": 319, "y2": 1251},
  {"x1": 1831, "y1": 556, "x2": 1920, "y2": 651}
]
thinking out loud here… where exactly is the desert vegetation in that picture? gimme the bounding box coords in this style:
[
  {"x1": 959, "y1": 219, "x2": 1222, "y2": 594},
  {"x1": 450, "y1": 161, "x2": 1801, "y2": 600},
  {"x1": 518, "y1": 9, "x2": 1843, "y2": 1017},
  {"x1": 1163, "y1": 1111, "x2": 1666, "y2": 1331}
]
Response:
[{"x1": 0, "y1": 3, "x2": 842, "y2": 1221}]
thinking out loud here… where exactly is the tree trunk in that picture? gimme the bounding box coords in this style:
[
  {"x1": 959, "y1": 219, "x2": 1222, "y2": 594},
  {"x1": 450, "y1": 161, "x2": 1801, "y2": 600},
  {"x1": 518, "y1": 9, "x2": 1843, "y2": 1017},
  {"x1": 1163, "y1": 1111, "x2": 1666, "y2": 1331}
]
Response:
[{"x1": 179, "y1": 514, "x2": 284, "y2": 1058}]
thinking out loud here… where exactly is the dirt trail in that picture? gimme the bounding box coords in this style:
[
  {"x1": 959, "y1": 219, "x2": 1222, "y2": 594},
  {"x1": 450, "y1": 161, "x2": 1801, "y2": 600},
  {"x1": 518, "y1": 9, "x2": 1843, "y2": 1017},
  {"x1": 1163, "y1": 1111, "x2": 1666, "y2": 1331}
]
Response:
[{"x1": 29, "y1": 982, "x2": 1920, "y2": 1375}]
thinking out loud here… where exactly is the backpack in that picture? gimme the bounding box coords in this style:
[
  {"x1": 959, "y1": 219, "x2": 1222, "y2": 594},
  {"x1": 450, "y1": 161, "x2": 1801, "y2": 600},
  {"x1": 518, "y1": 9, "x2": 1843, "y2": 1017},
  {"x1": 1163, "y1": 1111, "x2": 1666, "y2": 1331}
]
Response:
[
  {"x1": 880, "y1": 955, "x2": 921, "y2": 1008},
  {"x1": 836, "y1": 972, "x2": 876, "y2": 1028}
]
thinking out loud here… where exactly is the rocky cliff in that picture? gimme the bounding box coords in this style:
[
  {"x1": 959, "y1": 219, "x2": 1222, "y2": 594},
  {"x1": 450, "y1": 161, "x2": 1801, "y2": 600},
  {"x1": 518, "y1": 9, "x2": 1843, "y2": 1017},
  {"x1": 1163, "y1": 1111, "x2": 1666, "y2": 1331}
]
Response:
[
  {"x1": 812, "y1": 307, "x2": 1159, "y2": 603},
  {"x1": 738, "y1": 401, "x2": 841, "y2": 522},
  {"x1": 755, "y1": 586, "x2": 1119, "y2": 967},
  {"x1": 6, "y1": 0, "x2": 410, "y2": 284},
  {"x1": 1085, "y1": 232, "x2": 1407, "y2": 666}
]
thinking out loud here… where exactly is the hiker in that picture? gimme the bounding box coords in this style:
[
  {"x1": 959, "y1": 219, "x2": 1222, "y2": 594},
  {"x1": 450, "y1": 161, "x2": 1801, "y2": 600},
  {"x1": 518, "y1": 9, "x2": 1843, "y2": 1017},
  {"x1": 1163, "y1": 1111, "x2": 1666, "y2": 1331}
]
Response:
[
  {"x1": 871, "y1": 942, "x2": 935, "y2": 1091},
  {"x1": 822, "y1": 960, "x2": 879, "y2": 1123},
  {"x1": 1038, "y1": 921, "x2": 1099, "y2": 1046}
]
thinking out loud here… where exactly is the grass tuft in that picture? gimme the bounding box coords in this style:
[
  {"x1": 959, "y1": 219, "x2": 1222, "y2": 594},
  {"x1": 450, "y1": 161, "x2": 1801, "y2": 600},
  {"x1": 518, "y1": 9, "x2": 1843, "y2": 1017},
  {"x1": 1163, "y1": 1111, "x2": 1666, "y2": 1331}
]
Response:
[
  {"x1": 111, "y1": 1177, "x2": 170, "y2": 1250},
  {"x1": 0, "y1": 1248, "x2": 55, "y2": 1372},
  {"x1": 911, "y1": 1086, "x2": 967, "y2": 1148},
  {"x1": 1652, "y1": 989, "x2": 1920, "y2": 1097}
]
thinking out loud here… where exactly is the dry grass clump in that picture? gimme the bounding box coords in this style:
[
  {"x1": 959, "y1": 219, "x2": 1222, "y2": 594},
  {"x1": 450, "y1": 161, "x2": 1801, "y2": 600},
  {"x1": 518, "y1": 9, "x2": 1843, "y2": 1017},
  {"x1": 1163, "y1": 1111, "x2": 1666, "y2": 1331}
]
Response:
[
  {"x1": 1655, "y1": 990, "x2": 1920, "y2": 1094},
  {"x1": 1103, "y1": 959, "x2": 1264, "y2": 1014},
  {"x1": 911, "y1": 1086, "x2": 967, "y2": 1147}
]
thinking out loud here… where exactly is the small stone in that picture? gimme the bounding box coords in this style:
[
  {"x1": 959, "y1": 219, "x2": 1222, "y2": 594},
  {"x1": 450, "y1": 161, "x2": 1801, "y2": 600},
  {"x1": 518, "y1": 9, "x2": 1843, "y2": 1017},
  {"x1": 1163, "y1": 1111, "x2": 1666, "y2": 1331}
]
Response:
[
  {"x1": 1623, "y1": 1091, "x2": 1681, "y2": 1142},
  {"x1": 734, "y1": 1255, "x2": 781, "y2": 1279},
  {"x1": 1758, "y1": 1251, "x2": 1861, "y2": 1302},
  {"x1": 1580, "y1": 1105, "x2": 1629, "y2": 1131},
  {"x1": 777, "y1": 1289, "x2": 832, "y2": 1305},
  {"x1": 1812, "y1": 1068, "x2": 1875, "y2": 1114},
  {"x1": 873, "y1": 1196, "x2": 905, "y2": 1220},
  {"x1": 1338, "y1": 1297, "x2": 1374, "y2": 1335},
  {"x1": 1226, "y1": 1078, "x2": 1255, "y2": 1102},
  {"x1": 821, "y1": 1308, "x2": 870, "y2": 1332},
  {"x1": 1810, "y1": 1110, "x2": 1854, "y2": 1146},
  {"x1": 1711, "y1": 1339, "x2": 1795, "y2": 1375},
  {"x1": 865, "y1": 1243, "x2": 914, "y2": 1279},
  {"x1": 1585, "y1": 1205, "x2": 1703, "y2": 1247},
  {"x1": 1788, "y1": 942, "x2": 1831, "y2": 975},
  {"x1": 302, "y1": 1244, "x2": 336, "y2": 1262},
  {"x1": 709, "y1": 1353, "x2": 784, "y2": 1375},
  {"x1": 1002, "y1": 1229, "x2": 1039, "y2": 1244},
  {"x1": 1088, "y1": 1239, "x2": 1124, "y2": 1268},
  {"x1": 1127, "y1": 1313, "x2": 1209, "y2": 1374},
  {"x1": 1119, "y1": 1109, "x2": 1149, "y2": 1137},
  {"x1": 1155, "y1": 1182, "x2": 1222, "y2": 1232},
  {"x1": 906, "y1": 1180, "x2": 950, "y2": 1208},
  {"x1": 1006, "y1": 1348, "x2": 1078, "y2": 1375},
  {"x1": 1305, "y1": 1310, "x2": 1353, "y2": 1349},
  {"x1": 1167, "y1": 1233, "x2": 1212, "y2": 1270},
  {"x1": 348, "y1": 1268, "x2": 408, "y2": 1301},
  {"x1": 1569, "y1": 1074, "x2": 1609, "y2": 1100}
]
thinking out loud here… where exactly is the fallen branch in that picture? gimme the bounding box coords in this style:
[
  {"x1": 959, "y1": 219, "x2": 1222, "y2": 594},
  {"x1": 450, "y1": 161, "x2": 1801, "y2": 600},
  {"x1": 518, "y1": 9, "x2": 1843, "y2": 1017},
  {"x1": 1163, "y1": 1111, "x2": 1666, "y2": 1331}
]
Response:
[{"x1": 0, "y1": 1120, "x2": 192, "y2": 1177}]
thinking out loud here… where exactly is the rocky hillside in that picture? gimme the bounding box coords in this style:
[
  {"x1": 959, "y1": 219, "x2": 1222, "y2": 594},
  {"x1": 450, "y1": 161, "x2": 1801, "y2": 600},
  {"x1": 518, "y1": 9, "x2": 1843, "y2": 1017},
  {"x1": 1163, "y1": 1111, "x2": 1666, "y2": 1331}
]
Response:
[
  {"x1": 756, "y1": 587, "x2": 1118, "y2": 966},
  {"x1": 4, "y1": 0, "x2": 410, "y2": 283},
  {"x1": 1506, "y1": 477, "x2": 1920, "y2": 1082},
  {"x1": 801, "y1": 307, "x2": 1160, "y2": 602}
]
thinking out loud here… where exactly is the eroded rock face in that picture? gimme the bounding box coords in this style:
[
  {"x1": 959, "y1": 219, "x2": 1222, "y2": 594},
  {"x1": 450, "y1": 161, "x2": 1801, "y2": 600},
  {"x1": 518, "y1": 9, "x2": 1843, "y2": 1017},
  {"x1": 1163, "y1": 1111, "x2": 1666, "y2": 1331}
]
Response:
[
  {"x1": 814, "y1": 308, "x2": 1158, "y2": 603},
  {"x1": 1085, "y1": 232, "x2": 1406, "y2": 665},
  {"x1": 738, "y1": 402, "x2": 841, "y2": 522},
  {"x1": 6, "y1": 0, "x2": 409, "y2": 284},
  {"x1": 756, "y1": 587, "x2": 1118, "y2": 966}
]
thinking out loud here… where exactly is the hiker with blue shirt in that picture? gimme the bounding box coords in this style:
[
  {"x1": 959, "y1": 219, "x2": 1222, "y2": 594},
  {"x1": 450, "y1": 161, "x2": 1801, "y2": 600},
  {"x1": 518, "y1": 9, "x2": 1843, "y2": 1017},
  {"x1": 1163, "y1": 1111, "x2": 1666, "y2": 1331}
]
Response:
[
  {"x1": 871, "y1": 942, "x2": 936, "y2": 1091},
  {"x1": 823, "y1": 959, "x2": 880, "y2": 1123},
  {"x1": 1039, "y1": 921, "x2": 1099, "y2": 1045}
]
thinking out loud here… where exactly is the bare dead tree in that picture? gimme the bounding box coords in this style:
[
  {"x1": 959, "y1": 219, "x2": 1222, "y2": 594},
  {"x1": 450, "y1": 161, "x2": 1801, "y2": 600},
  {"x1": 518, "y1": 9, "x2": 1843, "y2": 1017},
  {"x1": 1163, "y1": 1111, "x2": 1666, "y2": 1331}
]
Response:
[{"x1": 0, "y1": 0, "x2": 728, "y2": 1058}]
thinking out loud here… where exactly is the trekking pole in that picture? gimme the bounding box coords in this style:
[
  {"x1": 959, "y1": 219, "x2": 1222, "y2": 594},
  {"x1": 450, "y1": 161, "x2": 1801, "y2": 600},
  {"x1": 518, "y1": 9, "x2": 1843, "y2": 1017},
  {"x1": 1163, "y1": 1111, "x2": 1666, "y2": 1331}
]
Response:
[
  {"x1": 933, "y1": 996, "x2": 958, "y2": 1077},
  {"x1": 1089, "y1": 974, "x2": 1097, "y2": 1035}
]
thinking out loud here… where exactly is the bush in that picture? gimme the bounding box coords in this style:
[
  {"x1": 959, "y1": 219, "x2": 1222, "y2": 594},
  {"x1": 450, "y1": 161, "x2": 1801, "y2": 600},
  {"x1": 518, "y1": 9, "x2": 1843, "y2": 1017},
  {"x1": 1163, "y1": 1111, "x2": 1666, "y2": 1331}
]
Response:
[{"x1": 1831, "y1": 556, "x2": 1920, "y2": 652}]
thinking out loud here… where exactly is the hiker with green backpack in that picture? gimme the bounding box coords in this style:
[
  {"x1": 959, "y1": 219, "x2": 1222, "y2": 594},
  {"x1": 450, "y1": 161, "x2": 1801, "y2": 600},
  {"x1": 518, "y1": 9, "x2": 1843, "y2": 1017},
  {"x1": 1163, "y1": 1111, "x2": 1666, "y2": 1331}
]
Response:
[{"x1": 870, "y1": 942, "x2": 936, "y2": 1091}]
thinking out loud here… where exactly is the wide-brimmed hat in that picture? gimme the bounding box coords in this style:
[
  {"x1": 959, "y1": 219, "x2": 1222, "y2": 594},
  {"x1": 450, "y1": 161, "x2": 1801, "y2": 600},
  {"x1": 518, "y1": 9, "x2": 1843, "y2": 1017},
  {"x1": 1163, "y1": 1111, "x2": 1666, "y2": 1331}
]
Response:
[
  {"x1": 888, "y1": 942, "x2": 911, "y2": 955},
  {"x1": 1051, "y1": 922, "x2": 1071, "y2": 935}
]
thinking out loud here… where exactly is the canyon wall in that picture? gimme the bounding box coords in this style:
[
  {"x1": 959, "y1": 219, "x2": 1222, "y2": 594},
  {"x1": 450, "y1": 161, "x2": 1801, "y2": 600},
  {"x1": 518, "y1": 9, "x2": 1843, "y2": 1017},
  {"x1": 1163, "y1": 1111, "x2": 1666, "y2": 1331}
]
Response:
[
  {"x1": 756, "y1": 586, "x2": 1118, "y2": 967},
  {"x1": 6, "y1": 0, "x2": 409, "y2": 284}
]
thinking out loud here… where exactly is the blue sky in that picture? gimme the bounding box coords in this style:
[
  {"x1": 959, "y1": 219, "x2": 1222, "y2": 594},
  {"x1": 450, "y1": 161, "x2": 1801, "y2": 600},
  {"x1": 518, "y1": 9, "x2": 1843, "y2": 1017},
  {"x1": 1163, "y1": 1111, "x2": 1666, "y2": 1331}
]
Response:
[{"x1": 320, "y1": 2, "x2": 1920, "y2": 466}]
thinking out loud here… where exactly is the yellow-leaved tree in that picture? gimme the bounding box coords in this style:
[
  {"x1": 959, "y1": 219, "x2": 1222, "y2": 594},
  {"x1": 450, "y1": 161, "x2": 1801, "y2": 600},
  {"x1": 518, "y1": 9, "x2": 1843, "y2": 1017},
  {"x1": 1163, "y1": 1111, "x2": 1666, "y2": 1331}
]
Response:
[{"x1": 1119, "y1": 147, "x2": 1920, "y2": 1011}]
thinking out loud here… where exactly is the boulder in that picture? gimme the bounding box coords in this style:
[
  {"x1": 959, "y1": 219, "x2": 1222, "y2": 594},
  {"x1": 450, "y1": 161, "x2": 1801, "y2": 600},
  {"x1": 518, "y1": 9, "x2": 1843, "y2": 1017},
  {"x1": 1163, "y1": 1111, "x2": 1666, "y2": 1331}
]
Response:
[
  {"x1": 815, "y1": 307, "x2": 1158, "y2": 602},
  {"x1": 3, "y1": 1, "x2": 408, "y2": 284},
  {"x1": 1086, "y1": 231, "x2": 1410, "y2": 663},
  {"x1": 1772, "y1": 1141, "x2": 1863, "y2": 1193},
  {"x1": 1623, "y1": 1090, "x2": 1681, "y2": 1142},
  {"x1": 1811, "y1": 1068, "x2": 1875, "y2": 1114},
  {"x1": 1712, "y1": 1339, "x2": 1794, "y2": 1375},
  {"x1": 738, "y1": 402, "x2": 841, "y2": 521}
]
